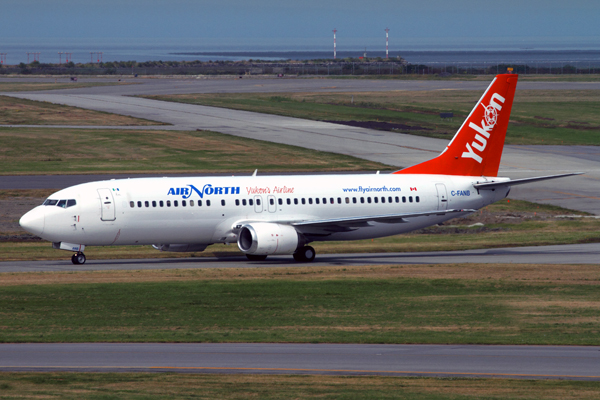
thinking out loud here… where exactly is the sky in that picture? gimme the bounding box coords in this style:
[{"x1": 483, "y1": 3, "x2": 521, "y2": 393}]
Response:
[{"x1": 1, "y1": 0, "x2": 599, "y2": 50}]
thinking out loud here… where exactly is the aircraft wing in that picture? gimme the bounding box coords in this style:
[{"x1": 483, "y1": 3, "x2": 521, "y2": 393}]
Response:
[
  {"x1": 473, "y1": 172, "x2": 584, "y2": 190},
  {"x1": 290, "y1": 209, "x2": 476, "y2": 234}
]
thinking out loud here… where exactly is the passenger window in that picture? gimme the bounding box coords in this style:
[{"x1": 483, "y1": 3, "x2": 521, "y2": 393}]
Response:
[
  {"x1": 308, "y1": 198, "x2": 313, "y2": 205},
  {"x1": 409, "y1": 196, "x2": 413, "y2": 203},
  {"x1": 152, "y1": 201, "x2": 157, "y2": 207},
  {"x1": 160, "y1": 200, "x2": 164, "y2": 207},
  {"x1": 130, "y1": 201, "x2": 135, "y2": 208},
  {"x1": 294, "y1": 198, "x2": 298, "y2": 205},
  {"x1": 145, "y1": 201, "x2": 149, "y2": 208},
  {"x1": 337, "y1": 198, "x2": 341, "y2": 204},
  {"x1": 367, "y1": 197, "x2": 372, "y2": 204},
  {"x1": 286, "y1": 198, "x2": 291, "y2": 205},
  {"x1": 301, "y1": 198, "x2": 306, "y2": 205},
  {"x1": 388, "y1": 197, "x2": 392, "y2": 203},
  {"x1": 360, "y1": 197, "x2": 365, "y2": 204},
  {"x1": 190, "y1": 200, "x2": 194, "y2": 206},
  {"x1": 270, "y1": 198, "x2": 275, "y2": 205},
  {"x1": 315, "y1": 198, "x2": 320, "y2": 204},
  {"x1": 67, "y1": 199, "x2": 76, "y2": 208},
  {"x1": 330, "y1": 198, "x2": 334, "y2": 204},
  {"x1": 182, "y1": 200, "x2": 187, "y2": 207},
  {"x1": 207, "y1": 200, "x2": 211, "y2": 206},
  {"x1": 278, "y1": 198, "x2": 283, "y2": 205},
  {"x1": 416, "y1": 196, "x2": 420, "y2": 203},
  {"x1": 167, "y1": 200, "x2": 171, "y2": 207},
  {"x1": 137, "y1": 201, "x2": 142, "y2": 208},
  {"x1": 381, "y1": 197, "x2": 385, "y2": 204},
  {"x1": 235, "y1": 199, "x2": 240, "y2": 206},
  {"x1": 352, "y1": 197, "x2": 357, "y2": 204},
  {"x1": 345, "y1": 197, "x2": 350, "y2": 204},
  {"x1": 221, "y1": 200, "x2": 226, "y2": 206},
  {"x1": 257, "y1": 199, "x2": 261, "y2": 206},
  {"x1": 249, "y1": 199, "x2": 253, "y2": 206},
  {"x1": 402, "y1": 196, "x2": 406, "y2": 203},
  {"x1": 198, "y1": 200, "x2": 202, "y2": 206},
  {"x1": 44, "y1": 199, "x2": 58, "y2": 206},
  {"x1": 395, "y1": 196, "x2": 399, "y2": 203},
  {"x1": 174, "y1": 200, "x2": 179, "y2": 207},
  {"x1": 374, "y1": 197, "x2": 379, "y2": 203}
]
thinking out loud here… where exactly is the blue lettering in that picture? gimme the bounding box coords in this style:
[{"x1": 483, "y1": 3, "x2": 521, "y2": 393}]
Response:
[
  {"x1": 169, "y1": 184, "x2": 241, "y2": 198},
  {"x1": 167, "y1": 188, "x2": 176, "y2": 195}
]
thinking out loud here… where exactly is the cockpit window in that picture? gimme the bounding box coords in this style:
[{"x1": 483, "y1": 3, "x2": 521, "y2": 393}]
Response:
[
  {"x1": 56, "y1": 200, "x2": 67, "y2": 208},
  {"x1": 67, "y1": 199, "x2": 77, "y2": 208},
  {"x1": 43, "y1": 199, "x2": 58, "y2": 206}
]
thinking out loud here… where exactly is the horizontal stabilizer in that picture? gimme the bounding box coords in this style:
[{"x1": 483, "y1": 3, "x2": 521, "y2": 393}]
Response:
[{"x1": 473, "y1": 172, "x2": 584, "y2": 190}]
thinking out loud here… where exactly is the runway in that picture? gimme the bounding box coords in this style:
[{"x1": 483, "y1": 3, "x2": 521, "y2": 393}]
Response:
[
  {"x1": 1, "y1": 343, "x2": 598, "y2": 380},
  {"x1": 1, "y1": 243, "x2": 599, "y2": 273},
  {"x1": 4, "y1": 76, "x2": 599, "y2": 214}
]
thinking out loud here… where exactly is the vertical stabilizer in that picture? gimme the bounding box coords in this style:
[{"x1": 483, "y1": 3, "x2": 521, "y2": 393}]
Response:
[{"x1": 394, "y1": 74, "x2": 518, "y2": 177}]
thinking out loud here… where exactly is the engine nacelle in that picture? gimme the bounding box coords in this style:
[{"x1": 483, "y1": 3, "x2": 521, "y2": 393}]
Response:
[
  {"x1": 152, "y1": 244, "x2": 207, "y2": 253},
  {"x1": 237, "y1": 223, "x2": 300, "y2": 255}
]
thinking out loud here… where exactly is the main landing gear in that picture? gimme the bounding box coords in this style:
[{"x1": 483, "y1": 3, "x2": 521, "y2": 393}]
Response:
[
  {"x1": 293, "y1": 246, "x2": 316, "y2": 262},
  {"x1": 71, "y1": 252, "x2": 86, "y2": 265}
]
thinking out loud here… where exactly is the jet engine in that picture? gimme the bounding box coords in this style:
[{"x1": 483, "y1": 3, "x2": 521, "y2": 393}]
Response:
[{"x1": 237, "y1": 222, "x2": 300, "y2": 255}]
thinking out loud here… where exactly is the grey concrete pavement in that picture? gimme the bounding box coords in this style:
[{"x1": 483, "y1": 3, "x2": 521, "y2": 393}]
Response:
[
  {"x1": 1, "y1": 343, "x2": 599, "y2": 379},
  {"x1": 5, "y1": 76, "x2": 600, "y2": 96},
  {"x1": 1, "y1": 243, "x2": 599, "y2": 273}
]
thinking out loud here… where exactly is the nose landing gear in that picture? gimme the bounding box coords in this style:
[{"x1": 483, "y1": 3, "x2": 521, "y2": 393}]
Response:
[{"x1": 71, "y1": 252, "x2": 87, "y2": 265}]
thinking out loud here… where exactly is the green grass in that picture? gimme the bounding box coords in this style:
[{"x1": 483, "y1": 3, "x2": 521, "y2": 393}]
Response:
[
  {"x1": 146, "y1": 89, "x2": 600, "y2": 145},
  {"x1": 1, "y1": 273, "x2": 599, "y2": 345},
  {"x1": 1, "y1": 373, "x2": 599, "y2": 399},
  {"x1": 0, "y1": 82, "x2": 130, "y2": 92},
  {"x1": 0, "y1": 127, "x2": 389, "y2": 175}
]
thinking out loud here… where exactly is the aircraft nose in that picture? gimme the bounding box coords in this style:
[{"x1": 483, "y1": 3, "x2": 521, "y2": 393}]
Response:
[{"x1": 19, "y1": 207, "x2": 45, "y2": 237}]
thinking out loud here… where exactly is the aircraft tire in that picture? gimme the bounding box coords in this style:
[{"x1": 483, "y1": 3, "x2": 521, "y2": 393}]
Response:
[
  {"x1": 294, "y1": 246, "x2": 316, "y2": 262},
  {"x1": 246, "y1": 254, "x2": 267, "y2": 261},
  {"x1": 72, "y1": 253, "x2": 86, "y2": 265}
]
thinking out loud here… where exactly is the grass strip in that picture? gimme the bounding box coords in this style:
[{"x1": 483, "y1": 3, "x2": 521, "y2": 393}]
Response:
[
  {"x1": 145, "y1": 89, "x2": 600, "y2": 145},
  {"x1": 0, "y1": 81, "x2": 130, "y2": 92},
  {"x1": 0, "y1": 95, "x2": 161, "y2": 125},
  {"x1": 0, "y1": 127, "x2": 389, "y2": 175},
  {"x1": 0, "y1": 266, "x2": 598, "y2": 345},
  {"x1": 1, "y1": 373, "x2": 599, "y2": 399}
]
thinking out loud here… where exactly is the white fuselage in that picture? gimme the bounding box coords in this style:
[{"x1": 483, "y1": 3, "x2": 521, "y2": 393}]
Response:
[{"x1": 22, "y1": 173, "x2": 509, "y2": 249}]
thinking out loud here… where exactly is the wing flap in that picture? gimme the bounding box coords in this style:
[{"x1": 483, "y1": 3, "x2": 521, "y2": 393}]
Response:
[{"x1": 291, "y1": 209, "x2": 476, "y2": 231}]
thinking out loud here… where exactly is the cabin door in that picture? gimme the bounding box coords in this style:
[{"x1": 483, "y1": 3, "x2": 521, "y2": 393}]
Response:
[{"x1": 97, "y1": 188, "x2": 116, "y2": 221}]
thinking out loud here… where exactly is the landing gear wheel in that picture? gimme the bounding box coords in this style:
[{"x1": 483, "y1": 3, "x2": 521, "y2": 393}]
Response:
[
  {"x1": 71, "y1": 253, "x2": 86, "y2": 265},
  {"x1": 293, "y1": 246, "x2": 316, "y2": 262},
  {"x1": 246, "y1": 254, "x2": 268, "y2": 261}
]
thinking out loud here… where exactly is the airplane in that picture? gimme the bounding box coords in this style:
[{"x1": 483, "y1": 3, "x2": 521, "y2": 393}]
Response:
[{"x1": 19, "y1": 73, "x2": 581, "y2": 265}]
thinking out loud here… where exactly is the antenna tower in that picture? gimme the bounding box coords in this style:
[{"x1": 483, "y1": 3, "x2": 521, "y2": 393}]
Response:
[
  {"x1": 333, "y1": 29, "x2": 337, "y2": 60},
  {"x1": 385, "y1": 28, "x2": 390, "y2": 59}
]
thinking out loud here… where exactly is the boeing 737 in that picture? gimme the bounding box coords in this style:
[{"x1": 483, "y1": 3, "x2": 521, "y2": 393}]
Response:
[{"x1": 20, "y1": 74, "x2": 580, "y2": 264}]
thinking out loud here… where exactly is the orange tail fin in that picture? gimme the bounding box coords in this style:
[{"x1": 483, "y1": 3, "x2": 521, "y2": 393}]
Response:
[{"x1": 394, "y1": 74, "x2": 518, "y2": 177}]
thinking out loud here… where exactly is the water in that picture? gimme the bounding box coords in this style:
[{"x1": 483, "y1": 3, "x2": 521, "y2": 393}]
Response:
[{"x1": 2, "y1": 37, "x2": 600, "y2": 66}]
